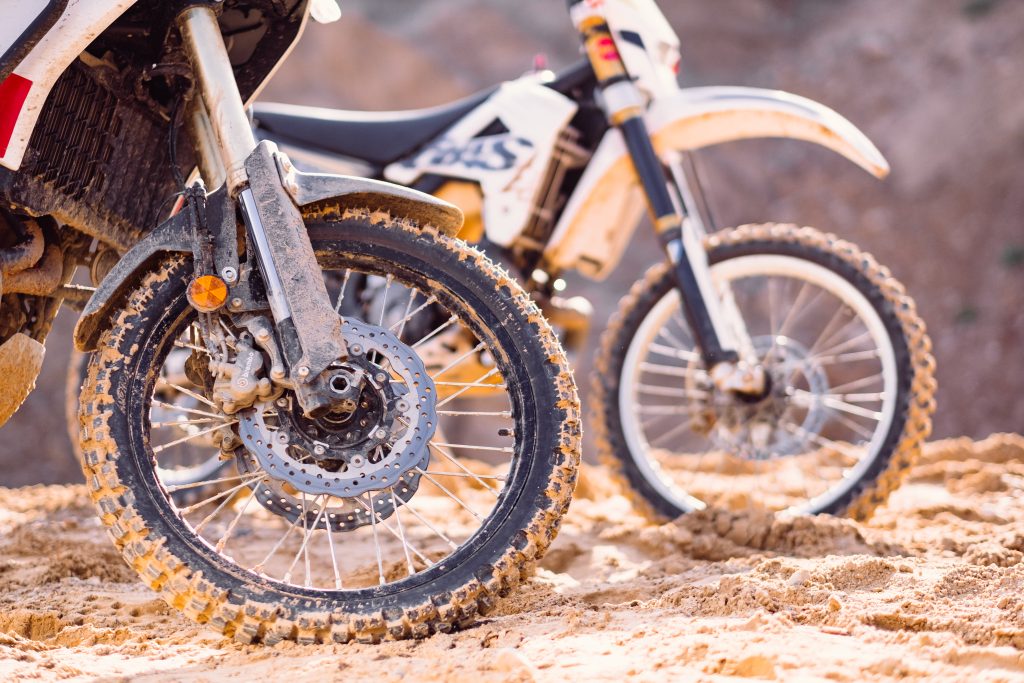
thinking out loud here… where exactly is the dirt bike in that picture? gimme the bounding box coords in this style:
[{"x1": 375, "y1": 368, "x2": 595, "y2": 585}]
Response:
[
  {"x1": 2, "y1": 0, "x2": 581, "y2": 643},
  {"x1": 245, "y1": 0, "x2": 936, "y2": 520}
]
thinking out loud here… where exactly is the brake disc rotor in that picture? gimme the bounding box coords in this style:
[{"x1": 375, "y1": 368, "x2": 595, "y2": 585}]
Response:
[
  {"x1": 235, "y1": 450, "x2": 425, "y2": 531},
  {"x1": 237, "y1": 317, "x2": 437, "y2": 499}
]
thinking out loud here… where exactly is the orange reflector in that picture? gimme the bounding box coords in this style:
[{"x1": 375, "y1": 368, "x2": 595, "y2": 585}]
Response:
[{"x1": 188, "y1": 275, "x2": 228, "y2": 312}]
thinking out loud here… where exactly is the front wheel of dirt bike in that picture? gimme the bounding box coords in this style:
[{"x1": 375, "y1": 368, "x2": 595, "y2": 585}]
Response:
[
  {"x1": 77, "y1": 208, "x2": 580, "y2": 643},
  {"x1": 593, "y1": 224, "x2": 935, "y2": 522}
]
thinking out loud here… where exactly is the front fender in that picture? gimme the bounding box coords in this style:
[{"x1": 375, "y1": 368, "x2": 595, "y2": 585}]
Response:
[
  {"x1": 279, "y1": 157, "x2": 464, "y2": 235},
  {"x1": 648, "y1": 86, "x2": 889, "y2": 178},
  {"x1": 73, "y1": 147, "x2": 465, "y2": 352}
]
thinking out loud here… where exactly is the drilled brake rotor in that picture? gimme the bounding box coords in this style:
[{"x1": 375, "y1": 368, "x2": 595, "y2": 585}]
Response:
[{"x1": 237, "y1": 317, "x2": 437, "y2": 522}]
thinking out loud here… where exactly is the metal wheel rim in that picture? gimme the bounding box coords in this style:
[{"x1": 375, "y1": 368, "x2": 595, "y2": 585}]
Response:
[{"x1": 618, "y1": 254, "x2": 899, "y2": 514}]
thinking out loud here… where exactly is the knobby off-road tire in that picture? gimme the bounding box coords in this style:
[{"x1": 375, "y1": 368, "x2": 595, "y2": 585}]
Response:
[
  {"x1": 593, "y1": 224, "x2": 935, "y2": 522},
  {"x1": 78, "y1": 208, "x2": 581, "y2": 643}
]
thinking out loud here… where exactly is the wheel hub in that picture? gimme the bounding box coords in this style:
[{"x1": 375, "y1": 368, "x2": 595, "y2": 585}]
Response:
[{"x1": 700, "y1": 335, "x2": 830, "y2": 460}]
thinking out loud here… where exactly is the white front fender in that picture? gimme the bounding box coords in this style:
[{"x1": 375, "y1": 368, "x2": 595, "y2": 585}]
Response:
[
  {"x1": 546, "y1": 86, "x2": 888, "y2": 279},
  {"x1": 648, "y1": 86, "x2": 889, "y2": 178}
]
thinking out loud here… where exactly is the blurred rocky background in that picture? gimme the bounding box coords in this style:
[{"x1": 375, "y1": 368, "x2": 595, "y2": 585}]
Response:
[{"x1": 3, "y1": 0, "x2": 1020, "y2": 485}]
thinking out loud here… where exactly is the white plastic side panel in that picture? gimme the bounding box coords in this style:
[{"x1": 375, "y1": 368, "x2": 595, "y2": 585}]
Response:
[
  {"x1": 1, "y1": 0, "x2": 136, "y2": 171},
  {"x1": 384, "y1": 79, "x2": 578, "y2": 247},
  {"x1": 545, "y1": 128, "x2": 646, "y2": 280},
  {"x1": 1, "y1": 2, "x2": 54, "y2": 56}
]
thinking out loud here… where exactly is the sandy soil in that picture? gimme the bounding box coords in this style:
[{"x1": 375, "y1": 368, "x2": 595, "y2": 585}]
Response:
[{"x1": 2, "y1": 434, "x2": 1023, "y2": 682}]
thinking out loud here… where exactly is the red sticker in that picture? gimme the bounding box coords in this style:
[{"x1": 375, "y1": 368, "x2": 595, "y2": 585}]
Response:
[{"x1": 0, "y1": 73, "x2": 33, "y2": 158}]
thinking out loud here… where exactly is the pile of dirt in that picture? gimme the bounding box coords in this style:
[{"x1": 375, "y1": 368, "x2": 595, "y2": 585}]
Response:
[{"x1": 1, "y1": 434, "x2": 1022, "y2": 681}]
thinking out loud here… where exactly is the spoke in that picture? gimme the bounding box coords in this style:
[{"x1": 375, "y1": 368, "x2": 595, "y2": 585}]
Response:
[
  {"x1": 433, "y1": 380, "x2": 507, "y2": 389},
  {"x1": 389, "y1": 295, "x2": 437, "y2": 334},
  {"x1": 152, "y1": 401, "x2": 224, "y2": 420},
  {"x1": 635, "y1": 404, "x2": 693, "y2": 416},
  {"x1": 431, "y1": 341, "x2": 487, "y2": 380},
  {"x1": 804, "y1": 391, "x2": 883, "y2": 421},
  {"x1": 809, "y1": 330, "x2": 874, "y2": 364},
  {"x1": 436, "y1": 367, "x2": 501, "y2": 408},
  {"x1": 648, "y1": 419, "x2": 694, "y2": 449},
  {"x1": 152, "y1": 420, "x2": 237, "y2": 454},
  {"x1": 193, "y1": 476, "x2": 253, "y2": 534},
  {"x1": 648, "y1": 342, "x2": 699, "y2": 363},
  {"x1": 809, "y1": 306, "x2": 859, "y2": 355},
  {"x1": 436, "y1": 409, "x2": 512, "y2": 417},
  {"x1": 414, "y1": 467, "x2": 482, "y2": 521},
  {"x1": 430, "y1": 442, "x2": 514, "y2": 454},
  {"x1": 429, "y1": 442, "x2": 503, "y2": 496},
  {"x1": 813, "y1": 348, "x2": 881, "y2": 365},
  {"x1": 178, "y1": 474, "x2": 264, "y2": 515},
  {"x1": 828, "y1": 372, "x2": 884, "y2": 394},
  {"x1": 831, "y1": 410, "x2": 877, "y2": 441},
  {"x1": 390, "y1": 488, "x2": 416, "y2": 576},
  {"x1": 366, "y1": 493, "x2": 387, "y2": 585},
  {"x1": 173, "y1": 340, "x2": 210, "y2": 354},
  {"x1": 333, "y1": 269, "x2": 352, "y2": 313},
  {"x1": 166, "y1": 471, "x2": 257, "y2": 493},
  {"x1": 152, "y1": 417, "x2": 228, "y2": 428},
  {"x1": 400, "y1": 499, "x2": 459, "y2": 549},
  {"x1": 635, "y1": 384, "x2": 707, "y2": 399},
  {"x1": 378, "y1": 274, "x2": 393, "y2": 326},
  {"x1": 411, "y1": 314, "x2": 459, "y2": 349},
  {"x1": 394, "y1": 288, "x2": 419, "y2": 340},
  {"x1": 354, "y1": 495, "x2": 432, "y2": 568},
  {"x1": 425, "y1": 471, "x2": 508, "y2": 482},
  {"x1": 284, "y1": 493, "x2": 326, "y2": 586},
  {"x1": 323, "y1": 504, "x2": 343, "y2": 589},
  {"x1": 638, "y1": 361, "x2": 706, "y2": 379},
  {"x1": 253, "y1": 510, "x2": 302, "y2": 574},
  {"x1": 781, "y1": 420, "x2": 864, "y2": 461},
  {"x1": 157, "y1": 379, "x2": 216, "y2": 408},
  {"x1": 215, "y1": 484, "x2": 259, "y2": 552}
]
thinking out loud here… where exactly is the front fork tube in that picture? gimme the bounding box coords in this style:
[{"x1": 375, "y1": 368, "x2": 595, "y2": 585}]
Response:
[{"x1": 618, "y1": 117, "x2": 738, "y2": 368}]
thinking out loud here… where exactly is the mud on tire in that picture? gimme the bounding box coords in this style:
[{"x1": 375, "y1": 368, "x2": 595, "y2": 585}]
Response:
[{"x1": 78, "y1": 208, "x2": 581, "y2": 643}]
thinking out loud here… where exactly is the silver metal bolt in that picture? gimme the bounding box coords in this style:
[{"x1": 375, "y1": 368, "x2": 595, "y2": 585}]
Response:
[
  {"x1": 230, "y1": 297, "x2": 243, "y2": 309},
  {"x1": 375, "y1": 372, "x2": 387, "y2": 383},
  {"x1": 255, "y1": 328, "x2": 271, "y2": 342},
  {"x1": 297, "y1": 365, "x2": 310, "y2": 378},
  {"x1": 276, "y1": 397, "x2": 289, "y2": 408},
  {"x1": 313, "y1": 445, "x2": 326, "y2": 456},
  {"x1": 221, "y1": 266, "x2": 238, "y2": 284},
  {"x1": 396, "y1": 400, "x2": 409, "y2": 412},
  {"x1": 350, "y1": 344, "x2": 363, "y2": 355},
  {"x1": 374, "y1": 428, "x2": 388, "y2": 440},
  {"x1": 271, "y1": 365, "x2": 286, "y2": 380}
]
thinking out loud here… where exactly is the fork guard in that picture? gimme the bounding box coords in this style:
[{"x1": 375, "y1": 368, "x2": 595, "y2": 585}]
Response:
[{"x1": 73, "y1": 167, "x2": 463, "y2": 352}]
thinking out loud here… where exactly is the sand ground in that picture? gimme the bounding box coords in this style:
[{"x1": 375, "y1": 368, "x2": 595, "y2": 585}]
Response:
[{"x1": 2, "y1": 434, "x2": 1023, "y2": 682}]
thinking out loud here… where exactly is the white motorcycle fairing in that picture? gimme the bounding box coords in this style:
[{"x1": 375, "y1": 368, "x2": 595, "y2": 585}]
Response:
[
  {"x1": 384, "y1": 79, "x2": 579, "y2": 248},
  {"x1": 545, "y1": 85, "x2": 891, "y2": 279},
  {"x1": 1, "y1": 1, "x2": 137, "y2": 171}
]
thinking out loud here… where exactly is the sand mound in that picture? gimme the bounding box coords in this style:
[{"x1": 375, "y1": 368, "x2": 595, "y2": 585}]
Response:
[{"x1": 0, "y1": 434, "x2": 1023, "y2": 680}]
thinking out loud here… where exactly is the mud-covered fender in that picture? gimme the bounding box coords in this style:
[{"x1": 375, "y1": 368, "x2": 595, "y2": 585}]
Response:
[
  {"x1": 647, "y1": 86, "x2": 889, "y2": 177},
  {"x1": 73, "y1": 145, "x2": 464, "y2": 352},
  {"x1": 276, "y1": 153, "x2": 464, "y2": 235}
]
